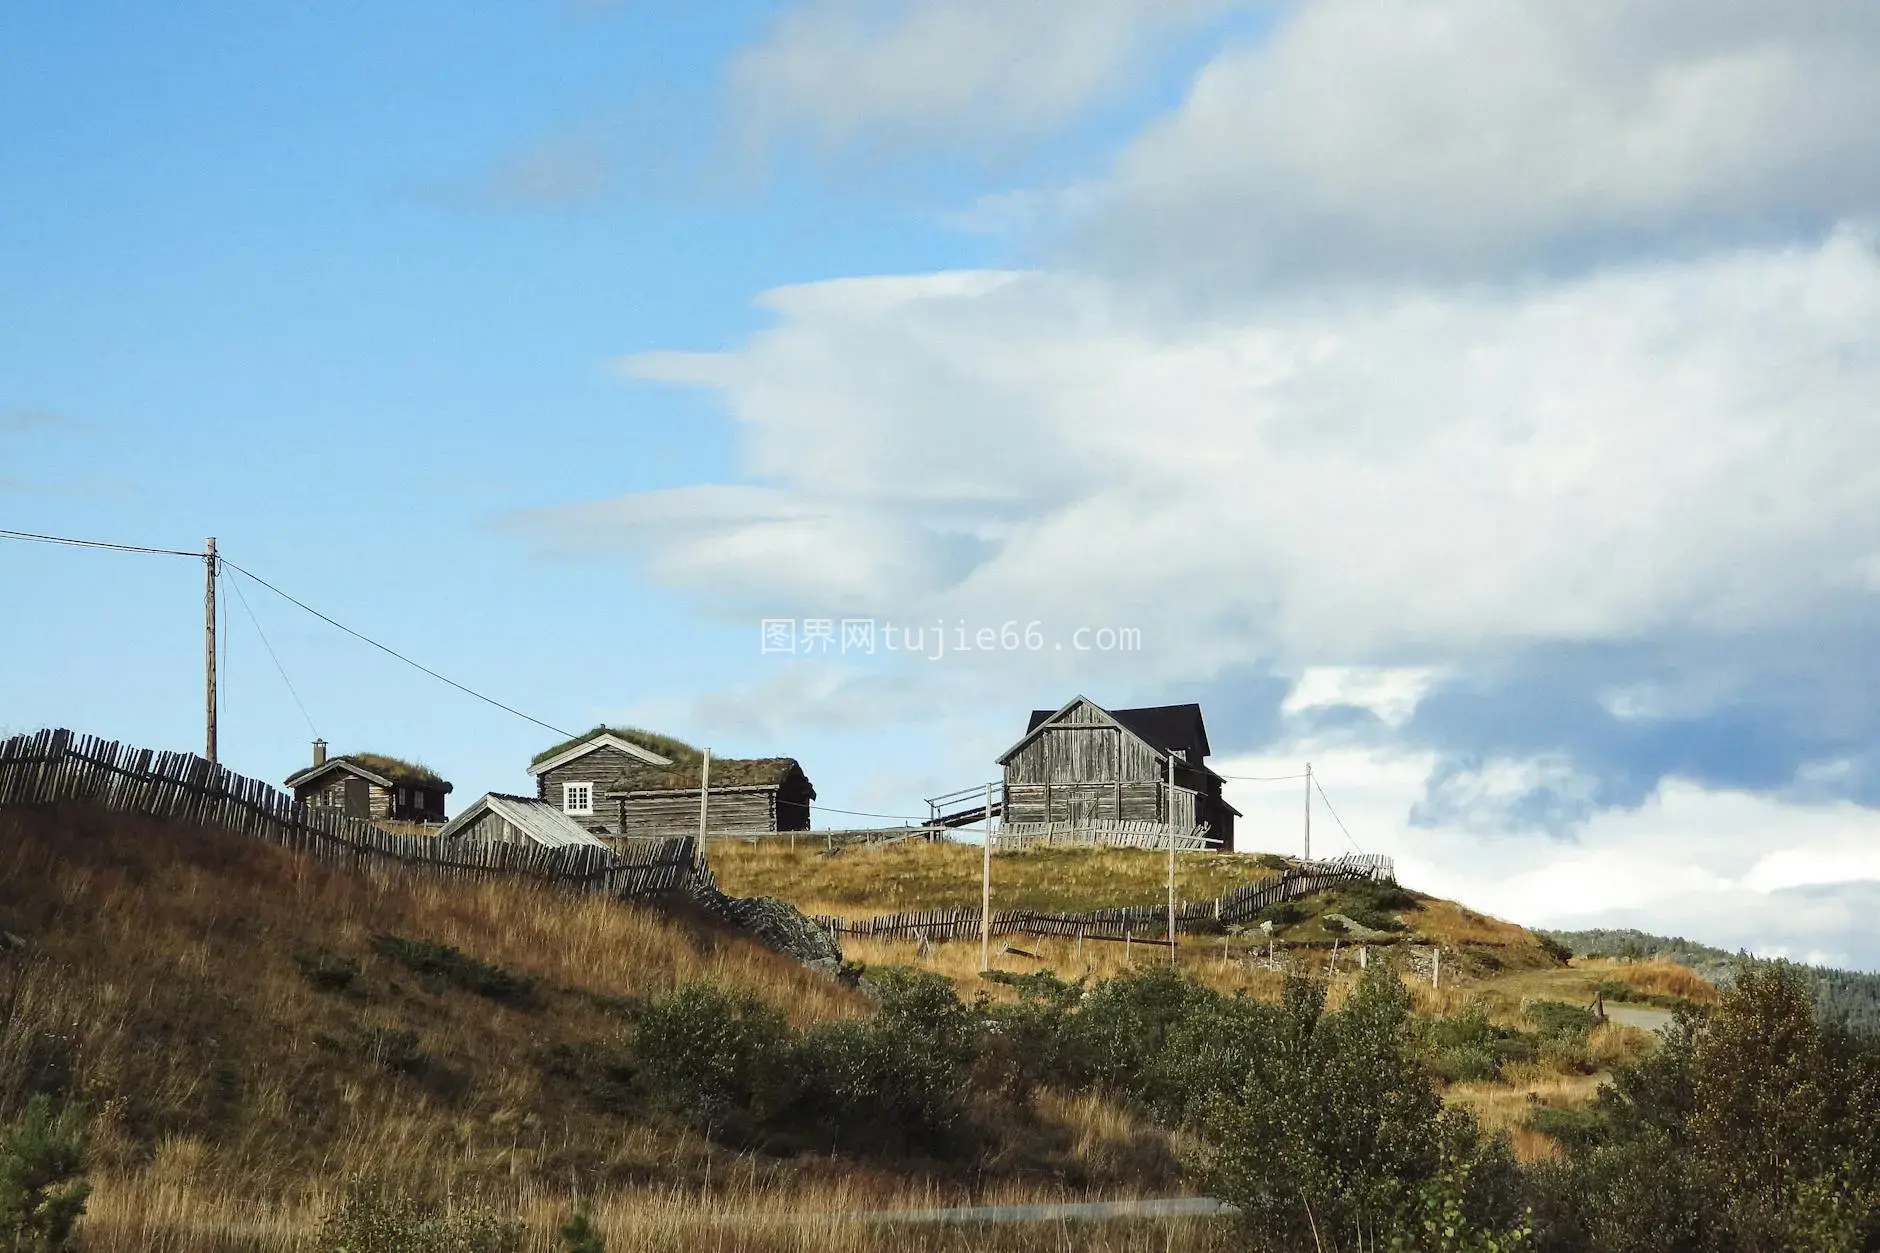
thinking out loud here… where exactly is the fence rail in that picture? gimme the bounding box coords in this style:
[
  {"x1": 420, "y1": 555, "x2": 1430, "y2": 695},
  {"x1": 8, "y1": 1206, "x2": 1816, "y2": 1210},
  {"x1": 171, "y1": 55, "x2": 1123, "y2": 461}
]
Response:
[
  {"x1": 0, "y1": 729, "x2": 695, "y2": 898},
  {"x1": 812, "y1": 853, "x2": 1396, "y2": 944}
]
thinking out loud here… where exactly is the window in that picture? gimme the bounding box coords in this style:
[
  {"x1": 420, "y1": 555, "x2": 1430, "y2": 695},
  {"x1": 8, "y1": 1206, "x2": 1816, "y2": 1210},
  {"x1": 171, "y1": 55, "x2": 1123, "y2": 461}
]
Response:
[{"x1": 563, "y1": 782, "x2": 594, "y2": 816}]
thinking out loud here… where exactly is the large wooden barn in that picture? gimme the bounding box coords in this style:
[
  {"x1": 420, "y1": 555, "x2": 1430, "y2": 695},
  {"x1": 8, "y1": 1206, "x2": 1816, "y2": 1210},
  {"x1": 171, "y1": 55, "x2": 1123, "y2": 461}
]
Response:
[
  {"x1": 284, "y1": 741, "x2": 452, "y2": 824},
  {"x1": 526, "y1": 726, "x2": 815, "y2": 839},
  {"x1": 997, "y1": 697, "x2": 1239, "y2": 850}
]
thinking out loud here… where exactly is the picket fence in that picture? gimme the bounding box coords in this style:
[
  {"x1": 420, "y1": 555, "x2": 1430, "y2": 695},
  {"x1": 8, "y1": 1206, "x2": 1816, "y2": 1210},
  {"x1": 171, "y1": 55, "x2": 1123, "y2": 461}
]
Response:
[
  {"x1": 811, "y1": 852, "x2": 1396, "y2": 944},
  {"x1": 0, "y1": 729, "x2": 695, "y2": 898}
]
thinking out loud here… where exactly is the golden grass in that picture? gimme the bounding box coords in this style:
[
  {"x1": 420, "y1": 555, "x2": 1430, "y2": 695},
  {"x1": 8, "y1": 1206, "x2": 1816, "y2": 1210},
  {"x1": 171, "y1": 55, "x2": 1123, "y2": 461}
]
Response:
[
  {"x1": 82, "y1": 1169, "x2": 1245, "y2": 1252},
  {"x1": 1578, "y1": 958, "x2": 1720, "y2": 1004},
  {"x1": 709, "y1": 839, "x2": 1283, "y2": 916},
  {"x1": 1445, "y1": 1071, "x2": 1604, "y2": 1164}
]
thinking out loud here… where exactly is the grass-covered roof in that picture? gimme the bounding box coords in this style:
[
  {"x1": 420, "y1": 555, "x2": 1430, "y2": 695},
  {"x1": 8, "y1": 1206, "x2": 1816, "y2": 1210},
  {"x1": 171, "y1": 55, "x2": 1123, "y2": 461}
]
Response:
[
  {"x1": 612, "y1": 757, "x2": 807, "y2": 792},
  {"x1": 529, "y1": 725, "x2": 703, "y2": 768},
  {"x1": 336, "y1": 753, "x2": 447, "y2": 788}
]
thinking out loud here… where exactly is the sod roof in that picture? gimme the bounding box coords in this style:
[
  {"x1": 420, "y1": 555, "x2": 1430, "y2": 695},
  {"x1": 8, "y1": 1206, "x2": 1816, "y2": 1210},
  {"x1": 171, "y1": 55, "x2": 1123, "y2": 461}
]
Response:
[
  {"x1": 285, "y1": 753, "x2": 450, "y2": 791},
  {"x1": 611, "y1": 757, "x2": 810, "y2": 794},
  {"x1": 528, "y1": 726, "x2": 702, "y2": 769}
]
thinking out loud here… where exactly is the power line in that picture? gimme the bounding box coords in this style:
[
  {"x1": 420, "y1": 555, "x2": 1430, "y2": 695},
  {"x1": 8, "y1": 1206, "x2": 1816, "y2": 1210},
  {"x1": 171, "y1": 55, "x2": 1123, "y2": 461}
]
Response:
[
  {"x1": 1216, "y1": 770, "x2": 1310, "y2": 782},
  {"x1": 1312, "y1": 774, "x2": 1364, "y2": 855},
  {"x1": 0, "y1": 527, "x2": 200, "y2": 558},
  {"x1": 220, "y1": 557, "x2": 576, "y2": 742},
  {"x1": 226, "y1": 566, "x2": 318, "y2": 738}
]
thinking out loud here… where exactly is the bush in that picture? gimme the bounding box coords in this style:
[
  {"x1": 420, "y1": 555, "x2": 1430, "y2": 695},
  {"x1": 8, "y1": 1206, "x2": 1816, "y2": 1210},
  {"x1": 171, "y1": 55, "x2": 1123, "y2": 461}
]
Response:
[
  {"x1": 1255, "y1": 901, "x2": 1306, "y2": 928},
  {"x1": 370, "y1": 935, "x2": 538, "y2": 1009},
  {"x1": 793, "y1": 1015, "x2": 967, "y2": 1153},
  {"x1": 0, "y1": 1096, "x2": 90, "y2": 1253},
  {"x1": 1422, "y1": 1006, "x2": 1537, "y2": 1083},
  {"x1": 558, "y1": 1204, "x2": 604, "y2": 1253},
  {"x1": 314, "y1": 1178, "x2": 521, "y2": 1253},
  {"x1": 630, "y1": 984, "x2": 794, "y2": 1139}
]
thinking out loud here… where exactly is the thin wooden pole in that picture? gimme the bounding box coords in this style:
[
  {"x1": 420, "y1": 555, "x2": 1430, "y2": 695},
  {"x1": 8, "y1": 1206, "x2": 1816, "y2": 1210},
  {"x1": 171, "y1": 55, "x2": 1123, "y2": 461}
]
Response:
[
  {"x1": 204, "y1": 537, "x2": 218, "y2": 764},
  {"x1": 696, "y1": 747, "x2": 712, "y2": 868},
  {"x1": 1166, "y1": 753, "x2": 1177, "y2": 963},
  {"x1": 980, "y1": 781, "x2": 993, "y2": 973},
  {"x1": 1303, "y1": 760, "x2": 1312, "y2": 862}
]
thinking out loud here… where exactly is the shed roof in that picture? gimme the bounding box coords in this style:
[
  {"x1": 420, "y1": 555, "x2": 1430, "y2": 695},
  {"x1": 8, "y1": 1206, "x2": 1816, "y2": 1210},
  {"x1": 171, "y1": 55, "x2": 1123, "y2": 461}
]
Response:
[
  {"x1": 284, "y1": 753, "x2": 452, "y2": 792},
  {"x1": 435, "y1": 793, "x2": 612, "y2": 850}
]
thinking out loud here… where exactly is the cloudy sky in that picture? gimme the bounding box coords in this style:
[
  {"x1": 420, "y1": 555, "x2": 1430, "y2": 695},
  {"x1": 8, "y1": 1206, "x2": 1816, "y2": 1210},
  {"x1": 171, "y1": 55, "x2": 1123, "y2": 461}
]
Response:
[{"x1": 5, "y1": 2, "x2": 1879, "y2": 967}]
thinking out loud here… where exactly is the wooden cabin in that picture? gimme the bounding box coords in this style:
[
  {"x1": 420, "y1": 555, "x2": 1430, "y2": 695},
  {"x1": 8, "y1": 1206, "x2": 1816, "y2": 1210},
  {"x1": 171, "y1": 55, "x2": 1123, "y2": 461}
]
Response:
[
  {"x1": 284, "y1": 740, "x2": 451, "y2": 823},
  {"x1": 526, "y1": 726, "x2": 815, "y2": 837},
  {"x1": 996, "y1": 697, "x2": 1239, "y2": 850},
  {"x1": 436, "y1": 793, "x2": 612, "y2": 851}
]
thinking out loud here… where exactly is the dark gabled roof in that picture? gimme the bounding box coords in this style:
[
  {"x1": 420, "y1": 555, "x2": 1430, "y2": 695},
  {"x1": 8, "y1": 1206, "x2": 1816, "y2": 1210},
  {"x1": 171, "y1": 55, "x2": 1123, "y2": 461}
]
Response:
[
  {"x1": 284, "y1": 753, "x2": 452, "y2": 793},
  {"x1": 608, "y1": 757, "x2": 815, "y2": 797},
  {"x1": 1022, "y1": 701, "x2": 1212, "y2": 759}
]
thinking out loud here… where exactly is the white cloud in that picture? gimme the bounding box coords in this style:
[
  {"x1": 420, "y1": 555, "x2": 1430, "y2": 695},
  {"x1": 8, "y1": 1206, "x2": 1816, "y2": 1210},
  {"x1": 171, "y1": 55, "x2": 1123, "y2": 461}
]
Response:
[
  {"x1": 528, "y1": 231, "x2": 1880, "y2": 680},
  {"x1": 1087, "y1": 0, "x2": 1880, "y2": 286},
  {"x1": 1219, "y1": 739, "x2": 1880, "y2": 969},
  {"x1": 729, "y1": 0, "x2": 1238, "y2": 155},
  {"x1": 1283, "y1": 666, "x2": 1443, "y2": 728}
]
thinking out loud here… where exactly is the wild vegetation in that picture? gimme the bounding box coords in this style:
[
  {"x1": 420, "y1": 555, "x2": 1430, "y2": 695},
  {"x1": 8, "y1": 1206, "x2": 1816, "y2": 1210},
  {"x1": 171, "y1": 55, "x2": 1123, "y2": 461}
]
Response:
[
  {"x1": 4, "y1": 803, "x2": 1875, "y2": 1249},
  {"x1": 1543, "y1": 926, "x2": 1880, "y2": 1035}
]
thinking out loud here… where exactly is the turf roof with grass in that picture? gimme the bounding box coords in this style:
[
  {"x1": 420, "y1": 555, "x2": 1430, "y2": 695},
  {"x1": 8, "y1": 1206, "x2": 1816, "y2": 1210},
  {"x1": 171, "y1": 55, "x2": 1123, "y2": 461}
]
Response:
[
  {"x1": 339, "y1": 753, "x2": 448, "y2": 788},
  {"x1": 528, "y1": 725, "x2": 704, "y2": 768}
]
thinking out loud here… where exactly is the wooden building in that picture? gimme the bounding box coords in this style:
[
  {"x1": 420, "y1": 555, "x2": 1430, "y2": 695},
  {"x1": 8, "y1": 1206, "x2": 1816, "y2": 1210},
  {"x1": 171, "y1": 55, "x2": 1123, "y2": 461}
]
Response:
[
  {"x1": 526, "y1": 726, "x2": 815, "y2": 838},
  {"x1": 436, "y1": 793, "x2": 612, "y2": 851},
  {"x1": 284, "y1": 740, "x2": 451, "y2": 823},
  {"x1": 996, "y1": 697, "x2": 1239, "y2": 850}
]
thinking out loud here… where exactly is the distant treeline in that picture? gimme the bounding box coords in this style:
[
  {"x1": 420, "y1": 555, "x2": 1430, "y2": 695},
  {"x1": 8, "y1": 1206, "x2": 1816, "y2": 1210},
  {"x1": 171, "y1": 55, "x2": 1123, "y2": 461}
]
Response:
[{"x1": 1541, "y1": 926, "x2": 1880, "y2": 1036}]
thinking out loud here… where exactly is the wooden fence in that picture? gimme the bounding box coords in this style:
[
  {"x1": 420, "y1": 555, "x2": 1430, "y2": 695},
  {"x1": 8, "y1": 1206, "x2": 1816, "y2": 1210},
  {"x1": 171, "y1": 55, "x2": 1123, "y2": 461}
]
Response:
[
  {"x1": 811, "y1": 853, "x2": 1397, "y2": 944},
  {"x1": 0, "y1": 729, "x2": 695, "y2": 899},
  {"x1": 995, "y1": 819, "x2": 1215, "y2": 852}
]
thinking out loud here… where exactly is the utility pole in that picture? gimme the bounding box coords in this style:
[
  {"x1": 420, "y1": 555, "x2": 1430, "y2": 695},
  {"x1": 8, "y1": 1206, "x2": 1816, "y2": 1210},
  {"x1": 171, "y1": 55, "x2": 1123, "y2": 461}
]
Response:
[
  {"x1": 980, "y1": 781, "x2": 993, "y2": 974},
  {"x1": 1167, "y1": 753, "x2": 1177, "y2": 962},
  {"x1": 204, "y1": 537, "x2": 218, "y2": 764},
  {"x1": 1303, "y1": 760, "x2": 1312, "y2": 862},
  {"x1": 696, "y1": 747, "x2": 712, "y2": 869}
]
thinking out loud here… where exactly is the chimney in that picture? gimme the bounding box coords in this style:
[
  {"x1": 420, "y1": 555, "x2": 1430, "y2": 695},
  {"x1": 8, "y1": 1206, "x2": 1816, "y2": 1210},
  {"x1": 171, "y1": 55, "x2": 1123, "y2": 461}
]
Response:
[{"x1": 312, "y1": 739, "x2": 327, "y2": 767}]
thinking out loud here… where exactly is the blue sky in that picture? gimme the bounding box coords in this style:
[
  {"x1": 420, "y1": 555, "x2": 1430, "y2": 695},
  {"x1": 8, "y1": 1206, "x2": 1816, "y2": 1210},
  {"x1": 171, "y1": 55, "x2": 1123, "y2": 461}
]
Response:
[{"x1": 6, "y1": 1, "x2": 1880, "y2": 967}]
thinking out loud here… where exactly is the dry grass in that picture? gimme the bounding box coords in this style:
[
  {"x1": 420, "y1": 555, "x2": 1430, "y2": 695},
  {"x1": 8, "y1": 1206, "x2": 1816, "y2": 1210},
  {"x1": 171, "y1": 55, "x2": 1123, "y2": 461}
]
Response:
[
  {"x1": 0, "y1": 803, "x2": 1238, "y2": 1251},
  {"x1": 1446, "y1": 1071, "x2": 1604, "y2": 1164},
  {"x1": 1579, "y1": 958, "x2": 1720, "y2": 1004},
  {"x1": 82, "y1": 1170, "x2": 1244, "y2": 1252},
  {"x1": 710, "y1": 839, "x2": 1283, "y2": 916}
]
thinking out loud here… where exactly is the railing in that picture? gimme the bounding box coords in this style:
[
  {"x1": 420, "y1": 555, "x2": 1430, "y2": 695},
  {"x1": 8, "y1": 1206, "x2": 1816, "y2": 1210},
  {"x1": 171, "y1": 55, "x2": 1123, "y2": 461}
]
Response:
[{"x1": 0, "y1": 729, "x2": 695, "y2": 899}]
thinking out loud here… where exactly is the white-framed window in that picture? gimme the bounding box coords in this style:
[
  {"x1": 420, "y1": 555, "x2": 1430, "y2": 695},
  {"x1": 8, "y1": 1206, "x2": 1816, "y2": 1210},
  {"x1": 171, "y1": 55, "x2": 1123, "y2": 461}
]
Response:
[{"x1": 562, "y1": 781, "x2": 594, "y2": 816}]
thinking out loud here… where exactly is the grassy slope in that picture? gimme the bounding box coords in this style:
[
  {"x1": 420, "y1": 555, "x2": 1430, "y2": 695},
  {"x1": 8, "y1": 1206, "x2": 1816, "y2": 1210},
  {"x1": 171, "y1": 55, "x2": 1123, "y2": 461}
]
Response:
[
  {"x1": 0, "y1": 805, "x2": 1197, "y2": 1252},
  {"x1": 715, "y1": 838, "x2": 1686, "y2": 1166}
]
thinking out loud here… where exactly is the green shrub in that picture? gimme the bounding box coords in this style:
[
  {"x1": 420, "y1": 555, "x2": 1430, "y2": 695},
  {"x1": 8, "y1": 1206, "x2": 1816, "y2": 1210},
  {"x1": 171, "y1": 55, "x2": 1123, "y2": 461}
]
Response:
[
  {"x1": 1422, "y1": 1006, "x2": 1537, "y2": 1083},
  {"x1": 1535, "y1": 934, "x2": 1574, "y2": 965},
  {"x1": 0, "y1": 1096, "x2": 90, "y2": 1253},
  {"x1": 370, "y1": 935, "x2": 537, "y2": 1009},
  {"x1": 1256, "y1": 901, "x2": 1306, "y2": 928},
  {"x1": 295, "y1": 949, "x2": 362, "y2": 994},
  {"x1": 313, "y1": 1178, "x2": 521, "y2": 1253},
  {"x1": 630, "y1": 984, "x2": 793, "y2": 1139},
  {"x1": 558, "y1": 1204, "x2": 604, "y2": 1253},
  {"x1": 1254, "y1": 853, "x2": 1292, "y2": 871},
  {"x1": 793, "y1": 1015, "x2": 967, "y2": 1153}
]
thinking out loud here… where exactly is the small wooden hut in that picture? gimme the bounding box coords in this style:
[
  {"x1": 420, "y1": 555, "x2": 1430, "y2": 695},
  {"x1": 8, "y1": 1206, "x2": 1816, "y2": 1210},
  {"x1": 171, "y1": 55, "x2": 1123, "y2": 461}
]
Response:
[
  {"x1": 284, "y1": 740, "x2": 451, "y2": 823},
  {"x1": 996, "y1": 697, "x2": 1239, "y2": 849},
  {"x1": 525, "y1": 726, "x2": 815, "y2": 837}
]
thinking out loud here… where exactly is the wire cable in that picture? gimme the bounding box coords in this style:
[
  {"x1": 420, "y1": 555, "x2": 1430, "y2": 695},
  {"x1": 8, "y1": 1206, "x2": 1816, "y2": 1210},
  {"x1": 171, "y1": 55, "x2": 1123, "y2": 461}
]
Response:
[
  {"x1": 226, "y1": 566, "x2": 319, "y2": 738},
  {"x1": 1311, "y1": 775, "x2": 1365, "y2": 855},
  {"x1": 1215, "y1": 770, "x2": 1310, "y2": 782},
  {"x1": 220, "y1": 557, "x2": 576, "y2": 742},
  {"x1": 0, "y1": 527, "x2": 201, "y2": 558}
]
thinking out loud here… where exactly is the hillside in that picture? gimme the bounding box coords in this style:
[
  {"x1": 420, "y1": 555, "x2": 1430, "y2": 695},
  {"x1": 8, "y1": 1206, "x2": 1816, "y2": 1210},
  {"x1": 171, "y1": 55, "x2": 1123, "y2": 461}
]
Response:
[
  {"x1": 709, "y1": 836, "x2": 1564, "y2": 985},
  {"x1": 1541, "y1": 926, "x2": 1880, "y2": 1034},
  {"x1": 0, "y1": 804, "x2": 1211, "y2": 1252}
]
